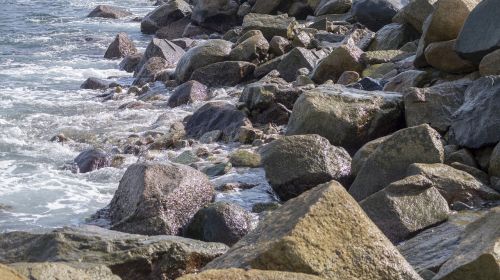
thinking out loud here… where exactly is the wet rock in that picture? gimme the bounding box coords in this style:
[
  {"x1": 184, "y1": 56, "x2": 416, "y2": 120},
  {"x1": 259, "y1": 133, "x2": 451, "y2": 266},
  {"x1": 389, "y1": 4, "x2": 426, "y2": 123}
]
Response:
[
  {"x1": 360, "y1": 175, "x2": 450, "y2": 244},
  {"x1": 311, "y1": 44, "x2": 364, "y2": 84},
  {"x1": 383, "y1": 70, "x2": 428, "y2": 92},
  {"x1": 205, "y1": 181, "x2": 422, "y2": 280},
  {"x1": 278, "y1": 47, "x2": 327, "y2": 82},
  {"x1": 138, "y1": 38, "x2": 185, "y2": 70},
  {"x1": 80, "y1": 77, "x2": 110, "y2": 90},
  {"x1": 269, "y1": 35, "x2": 292, "y2": 56},
  {"x1": 286, "y1": 84, "x2": 404, "y2": 153},
  {"x1": 191, "y1": 0, "x2": 240, "y2": 32},
  {"x1": 168, "y1": 80, "x2": 208, "y2": 107},
  {"x1": 315, "y1": 0, "x2": 352, "y2": 15},
  {"x1": 184, "y1": 202, "x2": 253, "y2": 246},
  {"x1": 0, "y1": 264, "x2": 25, "y2": 280},
  {"x1": 449, "y1": 76, "x2": 500, "y2": 148},
  {"x1": 251, "y1": 202, "x2": 280, "y2": 213},
  {"x1": 351, "y1": 0, "x2": 407, "y2": 31},
  {"x1": 203, "y1": 162, "x2": 232, "y2": 177},
  {"x1": 186, "y1": 101, "x2": 250, "y2": 141},
  {"x1": 190, "y1": 61, "x2": 255, "y2": 87},
  {"x1": 133, "y1": 57, "x2": 169, "y2": 86},
  {"x1": 10, "y1": 262, "x2": 120, "y2": 280},
  {"x1": 349, "y1": 124, "x2": 444, "y2": 201},
  {"x1": 351, "y1": 135, "x2": 389, "y2": 176},
  {"x1": 424, "y1": 40, "x2": 476, "y2": 74},
  {"x1": 479, "y1": 49, "x2": 500, "y2": 76},
  {"x1": 119, "y1": 53, "x2": 142, "y2": 73},
  {"x1": 101, "y1": 162, "x2": 214, "y2": 235},
  {"x1": 0, "y1": 226, "x2": 228, "y2": 280},
  {"x1": 172, "y1": 150, "x2": 199, "y2": 165},
  {"x1": 229, "y1": 31, "x2": 269, "y2": 63},
  {"x1": 242, "y1": 13, "x2": 298, "y2": 40},
  {"x1": 73, "y1": 148, "x2": 110, "y2": 173},
  {"x1": 229, "y1": 149, "x2": 261, "y2": 168},
  {"x1": 87, "y1": 5, "x2": 132, "y2": 19},
  {"x1": 140, "y1": 0, "x2": 192, "y2": 34},
  {"x1": 175, "y1": 39, "x2": 233, "y2": 83},
  {"x1": 261, "y1": 134, "x2": 351, "y2": 200},
  {"x1": 455, "y1": 0, "x2": 500, "y2": 64},
  {"x1": 393, "y1": 0, "x2": 437, "y2": 33},
  {"x1": 179, "y1": 268, "x2": 323, "y2": 280},
  {"x1": 104, "y1": 32, "x2": 137, "y2": 59}
]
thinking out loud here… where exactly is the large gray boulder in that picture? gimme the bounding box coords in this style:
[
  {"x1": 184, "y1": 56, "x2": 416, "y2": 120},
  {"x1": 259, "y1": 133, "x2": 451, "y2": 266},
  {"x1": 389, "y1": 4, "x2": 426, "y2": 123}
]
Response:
[
  {"x1": 242, "y1": 13, "x2": 298, "y2": 40},
  {"x1": 87, "y1": 5, "x2": 132, "y2": 19},
  {"x1": 310, "y1": 44, "x2": 364, "y2": 84},
  {"x1": 286, "y1": 85, "x2": 404, "y2": 153},
  {"x1": 168, "y1": 80, "x2": 208, "y2": 107},
  {"x1": 349, "y1": 124, "x2": 444, "y2": 201},
  {"x1": 99, "y1": 162, "x2": 214, "y2": 235},
  {"x1": 393, "y1": 0, "x2": 438, "y2": 32},
  {"x1": 229, "y1": 31, "x2": 269, "y2": 63},
  {"x1": 104, "y1": 32, "x2": 137, "y2": 59},
  {"x1": 190, "y1": 61, "x2": 255, "y2": 87},
  {"x1": 73, "y1": 148, "x2": 110, "y2": 173},
  {"x1": 315, "y1": 0, "x2": 352, "y2": 15},
  {"x1": 191, "y1": 0, "x2": 240, "y2": 32},
  {"x1": 205, "y1": 181, "x2": 422, "y2": 280},
  {"x1": 133, "y1": 56, "x2": 169, "y2": 86},
  {"x1": 137, "y1": 38, "x2": 185, "y2": 71},
  {"x1": 449, "y1": 76, "x2": 500, "y2": 148},
  {"x1": 140, "y1": 0, "x2": 192, "y2": 34},
  {"x1": 368, "y1": 23, "x2": 419, "y2": 51},
  {"x1": 261, "y1": 134, "x2": 352, "y2": 200},
  {"x1": 10, "y1": 262, "x2": 120, "y2": 280},
  {"x1": 351, "y1": 0, "x2": 409, "y2": 31},
  {"x1": 278, "y1": 47, "x2": 328, "y2": 82}
]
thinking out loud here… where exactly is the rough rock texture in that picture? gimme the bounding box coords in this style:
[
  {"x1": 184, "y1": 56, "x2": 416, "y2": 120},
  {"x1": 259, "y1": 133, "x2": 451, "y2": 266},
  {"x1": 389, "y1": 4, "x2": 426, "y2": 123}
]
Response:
[
  {"x1": 103, "y1": 162, "x2": 214, "y2": 235},
  {"x1": 184, "y1": 202, "x2": 253, "y2": 246},
  {"x1": 80, "y1": 77, "x2": 110, "y2": 90},
  {"x1": 315, "y1": 0, "x2": 352, "y2": 16},
  {"x1": 0, "y1": 226, "x2": 228, "y2": 280},
  {"x1": 479, "y1": 49, "x2": 500, "y2": 76},
  {"x1": 119, "y1": 53, "x2": 142, "y2": 73},
  {"x1": 351, "y1": 136, "x2": 389, "y2": 176},
  {"x1": 393, "y1": 0, "x2": 438, "y2": 32},
  {"x1": 455, "y1": 0, "x2": 500, "y2": 64},
  {"x1": 179, "y1": 269, "x2": 323, "y2": 280},
  {"x1": 140, "y1": 0, "x2": 192, "y2": 34},
  {"x1": 424, "y1": 40, "x2": 476, "y2": 73},
  {"x1": 168, "y1": 80, "x2": 208, "y2": 107},
  {"x1": 138, "y1": 38, "x2": 185, "y2": 70},
  {"x1": 242, "y1": 13, "x2": 298, "y2": 40},
  {"x1": 0, "y1": 264, "x2": 25, "y2": 280},
  {"x1": 87, "y1": 5, "x2": 132, "y2": 19},
  {"x1": 449, "y1": 76, "x2": 500, "y2": 148},
  {"x1": 229, "y1": 149, "x2": 261, "y2": 168},
  {"x1": 205, "y1": 181, "x2": 422, "y2": 280},
  {"x1": 73, "y1": 148, "x2": 110, "y2": 173},
  {"x1": 191, "y1": 0, "x2": 239, "y2": 32},
  {"x1": 229, "y1": 32, "x2": 269, "y2": 63},
  {"x1": 360, "y1": 175, "x2": 450, "y2": 243},
  {"x1": 175, "y1": 40, "x2": 233, "y2": 83},
  {"x1": 286, "y1": 85, "x2": 404, "y2": 153},
  {"x1": 133, "y1": 56, "x2": 168, "y2": 86},
  {"x1": 383, "y1": 70, "x2": 428, "y2": 92},
  {"x1": 104, "y1": 32, "x2": 137, "y2": 59},
  {"x1": 261, "y1": 134, "x2": 352, "y2": 200},
  {"x1": 489, "y1": 143, "x2": 500, "y2": 178},
  {"x1": 10, "y1": 263, "x2": 120, "y2": 280},
  {"x1": 349, "y1": 124, "x2": 444, "y2": 201},
  {"x1": 310, "y1": 44, "x2": 364, "y2": 83},
  {"x1": 368, "y1": 23, "x2": 419, "y2": 51},
  {"x1": 351, "y1": 0, "x2": 407, "y2": 31},
  {"x1": 269, "y1": 35, "x2": 292, "y2": 56},
  {"x1": 155, "y1": 18, "x2": 191, "y2": 40},
  {"x1": 278, "y1": 47, "x2": 327, "y2": 82},
  {"x1": 190, "y1": 61, "x2": 255, "y2": 87}
]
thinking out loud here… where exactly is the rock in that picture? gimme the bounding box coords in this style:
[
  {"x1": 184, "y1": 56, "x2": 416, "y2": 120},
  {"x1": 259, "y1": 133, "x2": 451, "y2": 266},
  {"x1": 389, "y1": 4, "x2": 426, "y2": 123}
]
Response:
[
  {"x1": 314, "y1": 0, "x2": 352, "y2": 15},
  {"x1": 349, "y1": 124, "x2": 444, "y2": 201},
  {"x1": 450, "y1": 162, "x2": 490, "y2": 185},
  {"x1": 73, "y1": 149, "x2": 110, "y2": 173},
  {"x1": 138, "y1": 38, "x2": 185, "y2": 70},
  {"x1": 351, "y1": 77, "x2": 385, "y2": 91},
  {"x1": 186, "y1": 101, "x2": 250, "y2": 141},
  {"x1": 242, "y1": 13, "x2": 298, "y2": 40},
  {"x1": 191, "y1": 0, "x2": 240, "y2": 32},
  {"x1": 104, "y1": 32, "x2": 137, "y2": 59},
  {"x1": 133, "y1": 57, "x2": 168, "y2": 86},
  {"x1": 351, "y1": 136, "x2": 389, "y2": 176},
  {"x1": 179, "y1": 268, "x2": 323, "y2": 280},
  {"x1": 184, "y1": 202, "x2": 253, "y2": 246},
  {"x1": 229, "y1": 149, "x2": 261, "y2": 168},
  {"x1": 168, "y1": 80, "x2": 208, "y2": 107},
  {"x1": 479, "y1": 49, "x2": 500, "y2": 76},
  {"x1": 362, "y1": 62, "x2": 397, "y2": 79},
  {"x1": 393, "y1": 0, "x2": 437, "y2": 32},
  {"x1": 0, "y1": 226, "x2": 228, "y2": 280},
  {"x1": 203, "y1": 162, "x2": 232, "y2": 177},
  {"x1": 383, "y1": 70, "x2": 428, "y2": 92},
  {"x1": 407, "y1": 163, "x2": 500, "y2": 207},
  {"x1": 171, "y1": 37, "x2": 197, "y2": 50},
  {"x1": 360, "y1": 175, "x2": 450, "y2": 243},
  {"x1": 337, "y1": 71, "x2": 360, "y2": 85},
  {"x1": 489, "y1": 143, "x2": 500, "y2": 177},
  {"x1": 433, "y1": 207, "x2": 500, "y2": 280},
  {"x1": 278, "y1": 47, "x2": 327, "y2": 82},
  {"x1": 361, "y1": 50, "x2": 409, "y2": 64},
  {"x1": 269, "y1": 35, "x2": 292, "y2": 56},
  {"x1": 190, "y1": 61, "x2": 255, "y2": 87},
  {"x1": 100, "y1": 162, "x2": 214, "y2": 235},
  {"x1": 229, "y1": 32, "x2": 269, "y2": 63},
  {"x1": 87, "y1": 5, "x2": 132, "y2": 19},
  {"x1": 286, "y1": 84, "x2": 404, "y2": 152},
  {"x1": 251, "y1": 202, "x2": 280, "y2": 213},
  {"x1": 181, "y1": 22, "x2": 213, "y2": 38},
  {"x1": 119, "y1": 53, "x2": 142, "y2": 73},
  {"x1": 311, "y1": 44, "x2": 364, "y2": 84},
  {"x1": 368, "y1": 23, "x2": 419, "y2": 51},
  {"x1": 455, "y1": 0, "x2": 500, "y2": 64},
  {"x1": 351, "y1": 0, "x2": 408, "y2": 31},
  {"x1": 424, "y1": 40, "x2": 476, "y2": 73},
  {"x1": 140, "y1": 0, "x2": 192, "y2": 34},
  {"x1": 10, "y1": 262, "x2": 120, "y2": 280},
  {"x1": 403, "y1": 80, "x2": 470, "y2": 133},
  {"x1": 155, "y1": 18, "x2": 191, "y2": 40},
  {"x1": 205, "y1": 181, "x2": 422, "y2": 280},
  {"x1": 172, "y1": 150, "x2": 199, "y2": 165},
  {"x1": 261, "y1": 134, "x2": 351, "y2": 200},
  {"x1": 445, "y1": 148, "x2": 477, "y2": 168},
  {"x1": 341, "y1": 27, "x2": 376, "y2": 51},
  {"x1": 0, "y1": 264, "x2": 25, "y2": 280},
  {"x1": 175, "y1": 39, "x2": 233, "y2": 83},
  {"x1": 80, "y1": 77, "x2": 110, "y2": 90},
  {"x1": 449, "y1": 76, "x2": 500, "y2": 148}
]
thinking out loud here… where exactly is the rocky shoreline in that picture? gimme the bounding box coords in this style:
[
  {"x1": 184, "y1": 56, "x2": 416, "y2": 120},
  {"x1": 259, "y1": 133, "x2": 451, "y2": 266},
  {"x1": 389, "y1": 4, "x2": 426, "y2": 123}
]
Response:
[{"x1": 1, "y1": 0, "x2": 500, "y2": 279}]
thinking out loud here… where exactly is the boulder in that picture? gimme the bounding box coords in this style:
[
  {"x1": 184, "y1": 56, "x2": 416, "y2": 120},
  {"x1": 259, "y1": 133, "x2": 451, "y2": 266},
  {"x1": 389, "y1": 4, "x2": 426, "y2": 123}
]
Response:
[
  {"x1": 104, "y1": 32, "x2": 137, "y2": 59},
  {"x1": 229, "y1": 149, "x2": 261, "y2": 168},
  {"x1": 337, "y1": 71, "x2": 360, "y2": 85},
  {"x1": 360, "y1": 175, "x2": 450, "y2": 243},
  {"x1": 450, "y1": 162, "x2": 490, "y2": 185},
  {"x1": 179, "y1": 269, "x2": 323, "y2": 280},
  {"x1": 351, "y1": 136, "x2": 390, "y2": 176},
  {"x1": 100, "y1": 162, "x2": 214, "y2": 235},
  {"x1": 286, "y1": 85, "x2": 404, "y2": 153},
  {"x1": 190, "y1": 61, "x2": 255, "y2": 87},
  {"x1": 185, "y1": 101, "x2": 250, "y2": 141},
  {"x1": 184, "y1": 202, "x2": 253, "y2": 246},
  {"x1": 341, "y1": 27, "x2": 376, "y2": 51},
  {"x1": 87, "y1": 5, "x2": 132, "y2": 19},
  {"x1": 80, "y1": 77, "x2": 110, "y2": 90},
  {"x1": 278, "y1": 47, "x2": 327, "y2": 82},
  {"x1": 175, "y1": 40, "x2": 233, "y2": 83},
  {"x1": 479, "y1": 49, "x2": 500, "y2": 76},
  {"x1": 138, "y1": 38, "x2": 185, "y2": 70},
  {"x1": 368, "y1": 23, "x2": 419, "y2": 51},
  {"x1": 0, "y1": 264, "x2": 25, "y2": 280},
  {"x1": 351, "y1": 0, "x2": 408, "y2": 31},
  {"x1": 489, "y1": 143, "x2": 500, "y2": 177},
  {"x1": 393, "y1": 0, "x2": 438, "y2": 32},
  {"x1": 269, "y1": 35, "x2": 292, "y2": 56},
  {"x1": 361, "y1": 50, "x2": 409, "y2": 64},
  {"x1": 155, "y1": 17, "x2": 191, "y2": 40},
  {"x1": 433, "y1": 207, "x2": 500, "y2": 280},
  {"x1": 455, "y1": 0, "x2": 500, "y2": 64},
  {"x1": 261, "y1": 134, "x2": 352, "y2": 200},
  {"x1": 205, "y1": 181, "x2": 422, "y2": 280},
  {"x1": 403, "y1": 80, "x2": 470, "y2": 133},
  {"x1": 251, "y1": 0, "x2": 285, "y2": 14},
  {"x1": 73, "y1": 148, "x2": 110, "y2": 173},
  {"x1": 449, "y1": 76, "x2": 500, "y2": 148},
  {"x1": 119, "y1": 53, "x2": 142, "y2": 73},
  {"x1": 229, "y1": 32, "x2": 269, "y2": 63},
  {"x1": 191, "y1": 0, "x2": 240, "y2": 32},
  {"x1": 407, "y1": 163, "x2": 500, "y2": 207},
  {"x1": 140, "y1": 0, "x2": 192, "y2": 34},
  {"x1": 168, "y1": 80, "x2": 208, "y2": 107},
  {"x1": 133, "y1": 57, "x2": 168, "y2": 86},
  {"x1": 314, "y1": 0, "x2": 352, "y2": 15},
  {"x1": 10, "y1": 263, "x2": 120, "y2": 280},
  {"x1": 383, "y1": 70, "x2": 428, "y2": 92},
  {"x1": 242, "y1": 13, "x2": 298, "y2": 40},
  {"x1": 0, "y1": 226, "x2": 228, "y2": 280},
  {"x1": 349, "y1": 124, "x2": 444, "y2": 201},
  {"x1": 310, "y1": 44, "x2": 364, "y2": 84},
  {"x1": 424, "y1": 40, "x2": 476, "y2": 73}
]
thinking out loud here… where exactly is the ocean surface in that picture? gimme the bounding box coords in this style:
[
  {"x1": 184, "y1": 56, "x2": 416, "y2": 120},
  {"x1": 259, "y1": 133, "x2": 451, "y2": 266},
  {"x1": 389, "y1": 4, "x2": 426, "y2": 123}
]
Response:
[{"x1": 0, "y1": 0, "x2": 275, "y2": 232}]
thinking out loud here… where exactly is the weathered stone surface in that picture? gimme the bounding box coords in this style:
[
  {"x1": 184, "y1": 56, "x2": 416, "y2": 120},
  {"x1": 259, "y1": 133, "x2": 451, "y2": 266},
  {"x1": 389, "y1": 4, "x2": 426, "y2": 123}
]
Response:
[
  {"x1": 168, "y1": 80, "x2": 208, "y2": 107},
  {"x1": 269, "y1": 35, "x2": 292, "y2": 56},
  {"x1": 0, "y1": 264, "x2": 25, "y2": 280},
  {"x1": 101, "y1": 162, "x2": 214, "y2": 235},
  {"x1": 261, "y1": 134, "x2": 351, "y2": 200},
  {"x1": 351, "y1": 0, "x2": 408, "y2": 31},
  {"x1": 80, "y1": 77, "x2": 110, "y2": 90},
  {"x1": 133, "y1": 56, "x2": 168, "y2": 86},
  {"x1": 179, "y1": 268, "x2": 323, "y2": 280},
  {"x1": 479, "y1": 49, "x2": 500, "y2": 76},
  {"x1": 433, "y1": 207, "x2": 500, "y2": 280},
  {"x1": 455, "y1": 0, "x2": 500, "y2": 64},
  {"x1": 87, "y1": 5, "x2": 132, "y2": 19},
  {"x1": 404, "y1": 80, "x2": 470, "y2": 133},
  {"x1": 155, "y1": 18, "x2": 191, "y2": 40},
  {"x1": 230, "y1": 32, "x2": 269, "y2": 63},
  {"x1": 383, "y1": 70, "x2": 428, "y2": 92},
  {"x1": 251, "y1": 0, "x2": 282, "y2": 14},
  {"x1": 450, "y1": 162, "x2": 490, "y2": 185},
  {"x1": 341, "y1": 27, "x2": 376, "y2": 51},
  {"x1": 393, "y1": 0, "x2": 438, "y2": 32},
  {"x1": 190, "y1": 61, "x2": 255, "y2": 87},
  {"x1": 205, "y1": 181, "x2": 422, "y2": 280},
  {"x1": 314, "y1": 0, "x2": 352, "y2": 15},
  {"x1": 191, "y1": 0, "x2": 240, "y2": 32},
  {"x1": 360, "y1": 175, "x2": 450, "y2": 243},
  {"x1": 445, "y1": 148, "x2": 477, "y2": 168},
  {"x1": 184, "y1": 202, "x2": 253, "y2": 246},
  {"x1": 104, "y1": 32, "x2": 137, "y2": 59},
  {"x1": 278, "y1": 47, "x2": 327, "y2": 82},
  {"x1": 310, "y1": 44, "x2": 364, "y2": 83},
  {"x1": 140, "y1": 0, "x2": 192, "y2": 34},
  {"x1": 138, "y1": 38, "x2": 185, "y2": 71},
  {"x1": 175, "y1": 40, "x2": 233, "y2": 83},
  {"x1": 10, "y1": 263, "x2": 119, "y2": 280},
  {"x1": 361, "y1": 50, "x2": 409, "y2": 64},
  {"x1": 449, "y1": 76, "x2": 500, "y2": 148},
  {"x1": 242, "y1": 13, "x2": 298, "y2": 40},
  {"x1": 229, "y1": 149, "x2": 261, "y2": 168},
  {"x1": 368, "y1": 23, "x2": 419, "y2": 51},
  {"x1": 351, "y1": 135, "x2": 389, "y2": 176},
  {"x1": 119, "y1": 53, "x2": 142, "y2": 73},
  {"x1": 489, "y1": 143, "x2": 500, "y2": 178},
  {"x1": 349, "y1": 124, "x2": 444, "y2": 201},
  {"x1": 0, "y1": 226, "x2": 228, "y2": 280},
  {"x1": 337, "y1": 71, "x2": 360, "y2": 85},
  {"x1": 424, "y1": 40, "x2": 476, "y2": 73},
  {"x1": 286, "y1": 85, "x2": 404, "y2": 152},
  {"x1": 73, "y1": 148, "x2": 110, "y2": 173}
]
